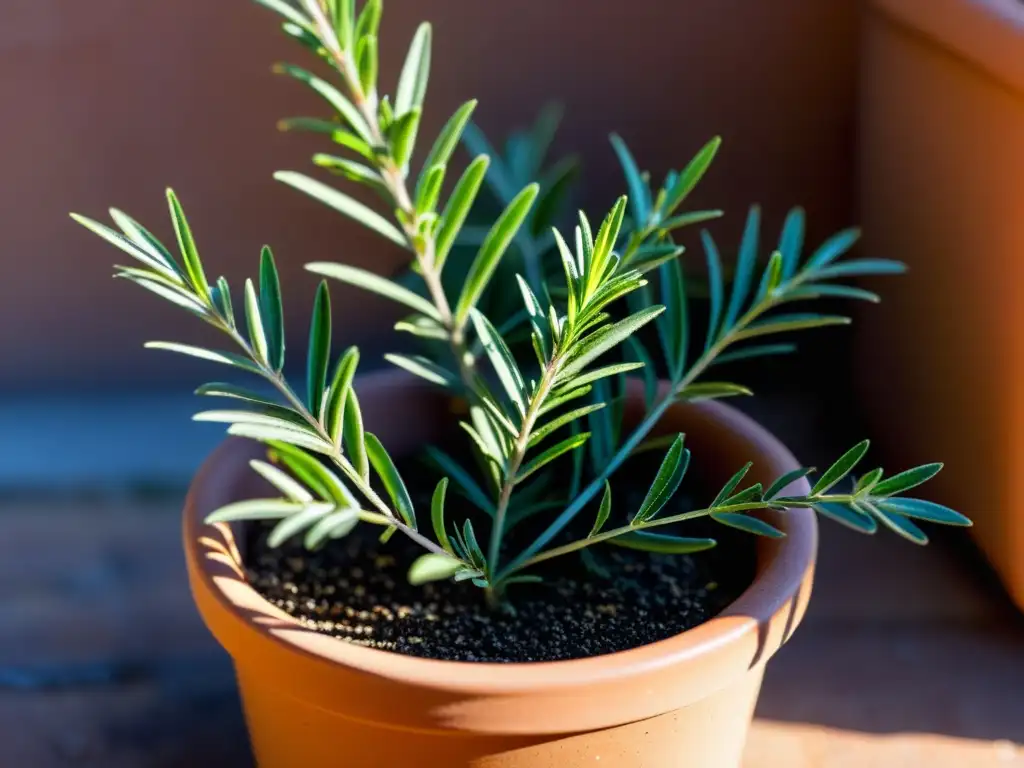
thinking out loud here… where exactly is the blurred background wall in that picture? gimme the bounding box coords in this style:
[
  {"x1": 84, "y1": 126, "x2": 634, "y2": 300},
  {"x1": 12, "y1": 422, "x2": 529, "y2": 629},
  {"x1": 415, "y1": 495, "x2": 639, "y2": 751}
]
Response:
[{"x1": 0, "y1": 0, "x2": 859, "y2": 393}]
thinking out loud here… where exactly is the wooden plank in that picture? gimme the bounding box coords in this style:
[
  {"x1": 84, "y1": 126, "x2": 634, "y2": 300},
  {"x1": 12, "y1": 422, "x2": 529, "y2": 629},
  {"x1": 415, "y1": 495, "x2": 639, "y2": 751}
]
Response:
[
  {"x1": 759, "y1": 624, "x2": 1024, "y2": 744},
  {"x1": 746, "y1": 722, "x2": 1024, "y2": 768},
  {"x1": 3, "y1": 495, "x2": 1023, "y2": 767},
  {"x1": 0, "y1": 658, "x2": 251, "y2": 768},
  {"x1": 0, "y1": 502, "x2": 213, "y2": 666}
]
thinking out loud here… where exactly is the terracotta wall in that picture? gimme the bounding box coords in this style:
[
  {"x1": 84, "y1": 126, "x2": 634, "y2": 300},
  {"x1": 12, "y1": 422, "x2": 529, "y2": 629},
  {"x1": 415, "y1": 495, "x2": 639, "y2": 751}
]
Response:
[{"x1": 0, "y1": 0, "x2": 858, "y2": 390}]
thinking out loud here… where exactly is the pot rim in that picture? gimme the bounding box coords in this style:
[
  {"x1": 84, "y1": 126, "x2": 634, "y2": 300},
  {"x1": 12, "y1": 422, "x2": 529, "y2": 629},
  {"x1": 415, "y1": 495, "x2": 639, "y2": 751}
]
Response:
[{"x1": 185, "y1": 371, "x2": 815, "y2": 689}]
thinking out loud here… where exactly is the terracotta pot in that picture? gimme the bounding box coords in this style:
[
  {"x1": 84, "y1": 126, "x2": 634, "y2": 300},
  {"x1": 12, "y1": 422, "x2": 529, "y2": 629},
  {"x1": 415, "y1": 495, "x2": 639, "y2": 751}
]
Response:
[
  {"x1": 856, "y1": 0, "x2": 1024, "y2": 608},
  {"x1": 184, "y1": 370, "x2": 817, "y2": 767}
]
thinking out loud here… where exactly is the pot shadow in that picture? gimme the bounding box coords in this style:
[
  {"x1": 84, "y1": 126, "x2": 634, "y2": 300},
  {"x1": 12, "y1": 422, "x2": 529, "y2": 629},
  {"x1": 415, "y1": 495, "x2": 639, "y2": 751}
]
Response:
[
  {"x1": 752, "y1": 525, "x2": 1024, "y2": 746},
  {"x1": 749, "y1": 580, "x2": 805, "y2": 671}
]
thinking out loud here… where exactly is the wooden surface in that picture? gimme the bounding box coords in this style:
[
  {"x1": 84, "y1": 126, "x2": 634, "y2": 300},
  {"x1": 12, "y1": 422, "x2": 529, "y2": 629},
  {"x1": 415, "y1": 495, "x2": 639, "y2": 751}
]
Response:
[{"x1": 2, "y1": 499, "x2": 1022, "y2": 767}]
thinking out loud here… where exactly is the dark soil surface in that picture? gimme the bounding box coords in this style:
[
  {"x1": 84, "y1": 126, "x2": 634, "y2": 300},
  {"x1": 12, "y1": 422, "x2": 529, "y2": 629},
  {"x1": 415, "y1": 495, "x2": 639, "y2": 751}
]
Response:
[{"x1": 245, "y1": 446, "x2": 757, "y2": 663}]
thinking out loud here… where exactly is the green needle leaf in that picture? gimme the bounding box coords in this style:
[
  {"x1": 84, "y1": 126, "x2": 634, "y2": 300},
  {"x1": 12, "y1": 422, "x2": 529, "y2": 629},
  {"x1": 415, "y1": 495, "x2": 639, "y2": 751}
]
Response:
[
  {"x1": 868, "y1": 501, "x2": 929, "y2": 544},
  {"x1": 455, "y1": 183, "x2": 539, "y2": 325},
  {"x1": 365, "y1": 433, "x2": 416, "y2": 529},
  {"x1": 876, "y1": 498, "x2": 971, "y2": 526},
  {"x1": 259, "y1": 246, "x2": 285, "y2": 372},
  {"x1": 344, "y1": 388, "x2": 369, "y2": 480},
  {"x1": 306, "y1": 262, "x2": 442, "y2": 320},
  {"x1": 722, "y1": 205, "x2": 760, "y2": 332},
  {"x1": 356, "y1": 34, "x2": 377, "y2": 94},
  {"x1": 528, "y1": 404, "x2": 606, "y2": 448},
  {"x1": 307, "y1": 281, "x2": 331, "y2": 413},
  {"x1": 268, "y1": 504, "x2": 334, "y2": 548},
  {"x1": 415, "y1": 164, "x2": 446, "y2": 215},
  {"x1": 195, "y1": 382, "x2": 281, "y2": 409},
  {"x1": 354, "y1": 0, "x2": 382, "y2": 41},
  {"x1": 249, "y1": 459, "x2": 314, "y2": 502},
  {"x1": 702, "y1": 230, "x2": 724, "y2": 350},
  {"x1": 806, "y1": 228, "x2": 861, "y2": 270},
  {"x1": 536, "y1": 384, "x2": 593, "y2": 417},
  {"x1": 205, "y1": 499, "x2": 305, "y2": 524},
  {"x1": 274, "y1": 172, "x2": 407, "y2": 248},
  {"x1": 228, "y1": 423, "x2": 334, "y2": 455},
  {"x1": 811, "y1": 259, "x2": 906, "y2": 279},
  {"x1": 144, "y1": 342, "x2": 261, "y2": 374},
  {"x1": 756, "y1": 250, "x2": 783, "y2": 301},
  {"x1": 663, "y1": 136, "x2": 721, "y2": 215},
  {"x1": 607, "y1": 531, "x2": 716, "y2": 554},
  {"x1": 812, "y1": 440, "x2": 870, "y2": 495},
  {"x1": 788, "y1": 284, "x2": 881, "y2": 303},
  {"x1": 269, "y1": 442, "x2": 356, "y2": 507},
  {"x1": 778, "y1": 207, "x2": 805, "y2": 280},
  {"x1": 765, "y1": 468, "x2": 814, "y2": 500},
  {"x1": 73, "y1": 213, "x2": 176, "y2": 278},
  {"x1": 273, "y1": 63, "x2": 371, "y2": 139},
  {"x1": 711, "y1": 462, "x2": 752, "y2": 507},
  {"x1": 555, "y1": 362, "x2": 644, "y2": 392},
  {"x1": 334, "y1": 0, "x2": 355, "y2": 47},
  {"x1": 408, "y1": 553, "x2": 462, "y2": 585},
  {"x1": 609, "y1": 133, "x2": 650, "y2": 231},
  {"x1": 277, "y1": 118, "x2": 374, "y2": 158},
  {"x1": 121, "y1": 275, "x2": 206, "y2": 315},
  {"x1": 854, "y1": 468, "x2": 885, "y2": 494},
  {"x1": 660, "y1": 210, "x2": 723, "y2": 231},
  {"x1": 419, "y1": 100, "x2": 477, "y2": 181},
  {"x1": 435, "y1": 155, "x2": 490, "y2": 268},
  {"x1": 313, "y1": 154, "x2": 387, "y2": 196},
  {"x1": 254, "y1": 0, "x2": 313, "y2": 30},
  {"x1": 814, "y1": 502, "x2": 878, "y2": 534},
  {"x1": 470, "y1": 310, "x2": 527, "y2": 415},
  {"x1": 870, "y1": 464, "x2": 944, "y2": 497},
  {"x1": 244, "y1": 279, "x2": 269, "y2": 363},
  {"x1": 559, "y1": 306, "x2": 665, "y2": 380},
  {"x1": 424, "y1": 447, "x2": 496, "y2": 516},
  {"x1": 324, "y1": 347, "x2": 359, "y2": 444},
  {"x1": 193, "y1": 410, "x2": 310, "y2": 432},
  {"x1": 714, "y1": 343, "x2": 797, "y2": 365},
  {"x1": 395, "y1": 22, "x2": 432, "y2": 116},
  {"x1": 304, "y1": 508, "x2": 360, "y2": 550},
  {"x1": 735, "y1": 314, "x2": 850, "y2": 340},
  {"x1": 166, "y1": 189, "x2": 210, "y2": 301},
  {"x1": 590, "y1": 480, "x2": 612, "y2": 537},
  {"x1": 632, "y1": 435, "x2": 689, "y2": 524},
  {"x1": 711, "y1": 512, "x2": 784, "y2": 538},
  {"x1": 384, "y1": 353, "x2": 458, "y2": 388},
  {"x1": 108, "y1": 209, "x2": 180, "y2": 276},
  {"x1": 389, "y1": 108, "x2": 421, "y2": 171},
  {"x1": 431, "y1": 478, "x2": 454, "y2": 554},
  {"x1": 460, "y1": 520, "x2": 486, "y2": 570},
  {"x1": 517, "y1": 433, "x2": 591, "y2": 482},
  {"x1": 675, "y1": 382, "x2": 753, "y2": 401},
  {"x1": 658, "y1": 254, "x2": 688, "y2": 381}
]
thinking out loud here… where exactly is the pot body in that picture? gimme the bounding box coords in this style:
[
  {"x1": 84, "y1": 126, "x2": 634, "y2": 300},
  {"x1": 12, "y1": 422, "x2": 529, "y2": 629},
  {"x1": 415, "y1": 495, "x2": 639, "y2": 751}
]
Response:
[
  {"x1": 857, "y1": 0, "x2": 1024, "y2": 608},
  {"x1": 185, "y1": 371, "x2": 817, "y2": 768},
  {"x1": 237, "y1": 666, "x2": 764, "y2": 767}
]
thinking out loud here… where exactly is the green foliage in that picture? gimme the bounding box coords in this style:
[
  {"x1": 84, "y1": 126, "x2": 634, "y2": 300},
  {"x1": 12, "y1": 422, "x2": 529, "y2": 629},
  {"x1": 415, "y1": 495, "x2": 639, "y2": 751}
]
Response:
[{"x1": 71, "y1": 0, "x2": 970, "y2": 606}]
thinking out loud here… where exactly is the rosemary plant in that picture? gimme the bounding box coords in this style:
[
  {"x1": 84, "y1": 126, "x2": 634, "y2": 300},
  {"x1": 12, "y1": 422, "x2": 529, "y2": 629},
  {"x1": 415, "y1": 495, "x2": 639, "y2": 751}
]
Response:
[{"x1": 71, "y1": 0, "x2": 970, "y2": 605}]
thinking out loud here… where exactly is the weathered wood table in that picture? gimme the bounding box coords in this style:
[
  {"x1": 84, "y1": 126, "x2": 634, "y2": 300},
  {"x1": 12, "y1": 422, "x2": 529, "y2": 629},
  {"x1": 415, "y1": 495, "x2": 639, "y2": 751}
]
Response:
[
  {"x1": 4, "y1": 499, "x2": 1022, "y2": 767},
  {"x1": 3, "y1": 397, "x2": 1022, "y2": 766}
]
